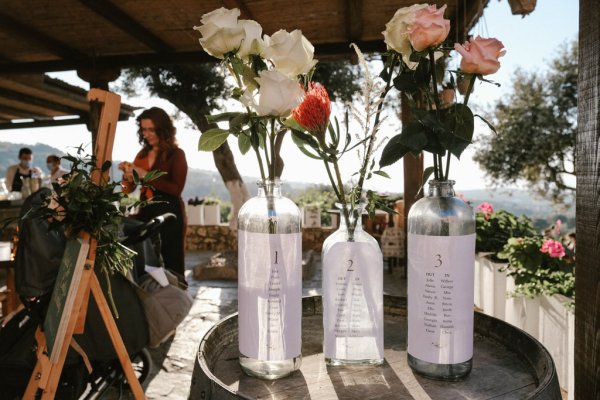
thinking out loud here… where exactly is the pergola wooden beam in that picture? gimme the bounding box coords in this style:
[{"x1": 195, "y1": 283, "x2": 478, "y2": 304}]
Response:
[
  {"x1": 0, "y1": 87, "x2": 86, "y2": 116},
  {"x1": 78, "y1": 0, "x2": 174, "y2": 53},
  {"x1": 0, "y1": 40, "x2": 387, "y2": 74},
  {"x1": 0, "y1": 104, "x2": 35, "y2": 119},
  {"x1": 345, "y1": 0, "x2": 363, "y2": 42},
  {"x1": 222, "y1": 0, "x2": 255, "y2": 20},
  {"x1": 0, "y1": 12, "x2": 87, "y2": 60},
  {"x1": 0, "y1": 117, "x2": 88, "y2": 130}
]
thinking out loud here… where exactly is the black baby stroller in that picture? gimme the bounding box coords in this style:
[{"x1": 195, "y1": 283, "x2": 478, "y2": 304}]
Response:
[{"x1": 0, "y1": 188, "x2": 181, "y2": 399}]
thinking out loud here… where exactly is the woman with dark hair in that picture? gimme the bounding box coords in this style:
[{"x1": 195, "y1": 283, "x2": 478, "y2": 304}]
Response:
[{"x1": 119, "y1": 107, "x2": 188, "y2": 279}]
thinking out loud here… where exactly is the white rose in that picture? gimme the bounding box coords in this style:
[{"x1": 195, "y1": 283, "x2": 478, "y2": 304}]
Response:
[
  {"x1": 237, "y1": 20, "x2": 265, "y2": 60},
  {"x1": 382, "y1": 4, "x2": 428, "y2": 69},
  {"x1": 263, "y1": 30, "x2": 317, "y2": 77},
  {"x1": 194, "y1": 8, "x2": 245, "y2": 59},
  {"x1": 246, "y1": 70, "x2": 305, "y2": 117}
]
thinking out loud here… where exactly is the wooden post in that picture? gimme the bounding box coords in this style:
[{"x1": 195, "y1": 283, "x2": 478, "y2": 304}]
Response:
[{"x1": 575, "y1": 0, "x2": 600, "y2": 398}]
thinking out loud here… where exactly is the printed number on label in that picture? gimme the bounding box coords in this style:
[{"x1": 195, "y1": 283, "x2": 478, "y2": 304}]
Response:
[{"x1": 347, "y1": 260, "x2": 355, "y2": 272}]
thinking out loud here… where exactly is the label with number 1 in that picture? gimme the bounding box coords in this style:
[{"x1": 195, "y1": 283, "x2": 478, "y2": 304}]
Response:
[{"x1": 238, "y1": 231, "x2": 302, "y2": 361}]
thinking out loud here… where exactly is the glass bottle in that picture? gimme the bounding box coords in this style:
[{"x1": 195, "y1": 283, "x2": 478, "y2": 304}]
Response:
[
  {"x1": 237, "y1": 180, "x2": 302, "y2": 379},
  {"x1": 322, "y1": 204, "x2": 384, "y2": 366},
  {"x1": 407, "y1": 180, "x2": 476, "y2": 380}
]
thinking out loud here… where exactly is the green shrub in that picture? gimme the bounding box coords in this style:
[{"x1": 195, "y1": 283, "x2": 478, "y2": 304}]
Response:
[{"x1": 475, "y1": 204, "x2": 537, "y2": 258}]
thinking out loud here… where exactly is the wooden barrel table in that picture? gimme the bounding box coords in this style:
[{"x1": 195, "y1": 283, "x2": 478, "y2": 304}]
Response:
[{"x1": 190, "y1": 296, "x2": 561, "y2": 399}]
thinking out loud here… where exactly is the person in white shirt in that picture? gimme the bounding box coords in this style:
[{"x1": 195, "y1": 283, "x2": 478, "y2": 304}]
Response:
[
  {"x1": 5, "y1": 147, "x2": 43, "y2": 192},
  {"x1": 46, "y1": 154, "x2": 68, "y2": 183}
]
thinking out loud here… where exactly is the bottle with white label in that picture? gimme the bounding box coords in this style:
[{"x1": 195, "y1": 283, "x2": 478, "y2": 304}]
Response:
[
  {"x1": 322, "y1": 204, "x2": 383, "y2": 366},
  {"x1": 237, "y1": 180, "x2": 302, "y2": 379},
  {"x1": 407, "y1": 180, "x2": 475, "y2": 380}
]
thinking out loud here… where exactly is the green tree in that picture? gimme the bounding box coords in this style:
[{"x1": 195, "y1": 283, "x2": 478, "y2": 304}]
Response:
[{"x1": 474, "y1": 41, "x2": 577, "y2": 202}]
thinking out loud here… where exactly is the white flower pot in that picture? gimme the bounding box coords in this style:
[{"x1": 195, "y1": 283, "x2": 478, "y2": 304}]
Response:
[
  {"x1": 302, "y1": 206, "x2": 321, "y2": 228},
  {"x1": 476, "y1": 255, "x2": 508, "y2": 319},
  {"x1": 479, "y1": 255, "x2": 496, "y2": 317},
  {"x1": 474, "y1": 253, "x2": 489, "y2": 309},
  {"x1": 186, "y1": 204, "x2": 204, "y2": 225},
  {"x1": 504, "y1": 275, "x2": 539, "y2": 338},
  {"x1": 491, "y1": 260, "x2": 508, "y2": 320},
  {"x1": 203, "y1": 204, "x2": 220, "y2": 225}
]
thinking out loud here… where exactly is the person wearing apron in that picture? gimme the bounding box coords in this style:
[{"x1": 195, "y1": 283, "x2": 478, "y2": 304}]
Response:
[
  {"x1": 118, "y1": 108, "x2": 188, "y2": 280},
  {"x1": 5, "y1": 147, "x2": 43, "y2": 192}
]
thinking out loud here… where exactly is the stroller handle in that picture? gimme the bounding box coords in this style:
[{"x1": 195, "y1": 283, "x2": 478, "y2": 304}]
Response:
[{"x1": 121, "y1": 213, "x2": 176, "y2": 246}]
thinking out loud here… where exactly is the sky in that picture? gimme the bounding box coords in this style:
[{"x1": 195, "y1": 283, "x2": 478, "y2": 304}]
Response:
[{"x1": 0, "y1": 0, "x2": 579, "y2": 195}]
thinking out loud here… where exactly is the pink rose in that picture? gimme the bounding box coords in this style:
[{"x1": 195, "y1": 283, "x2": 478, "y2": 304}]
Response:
[
  {"x1": 454, "y1": 36, "x2": 506, "y2": 75},
  {"x1": 540, "y1": 239, "x2": 566, "y2": 258},
  {"x1": 477, "y1": 202, "x2": 494, "y2": 214},
  {"x1": 408, "y1": 5, "x2": 450, "y2": 52}
]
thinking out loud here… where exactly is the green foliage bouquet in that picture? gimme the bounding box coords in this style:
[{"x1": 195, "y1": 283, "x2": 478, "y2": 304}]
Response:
[
  {"x1": 24, "y1": 148, "x2": 163, "y2": 313},
  {"x1": 379, "y1": 4, "x2": 506, "y2": 182}
]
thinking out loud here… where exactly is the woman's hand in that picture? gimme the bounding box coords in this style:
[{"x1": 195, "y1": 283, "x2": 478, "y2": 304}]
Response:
[{"x1": 118, "y1": 161, "x2": 147, "y2": 180}]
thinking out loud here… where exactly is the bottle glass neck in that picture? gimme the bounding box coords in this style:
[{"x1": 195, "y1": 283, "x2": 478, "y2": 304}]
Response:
[
  {"x1": 427, "y1": 180, "x2": 456, "y2": 198},
  {"x1": 257, "y1": 180, "x2": 282, "y2": 198},
  {"x1": 338, "y1": 204, "x2": 364, "y2": 233}
]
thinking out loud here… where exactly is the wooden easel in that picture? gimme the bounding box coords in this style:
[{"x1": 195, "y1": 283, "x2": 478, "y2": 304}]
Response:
[{"x1": 24, "y1": 89, "x2": 145, "y2": 399}]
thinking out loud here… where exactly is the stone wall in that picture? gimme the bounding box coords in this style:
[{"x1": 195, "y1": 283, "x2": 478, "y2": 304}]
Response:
[
  {"x1": 302, "y1": 227, "x2": 334, "y2": 252},
  {"x1": 185, "y1": 225, "x2": 335, "y2": 252},
  {"x1": 186, "y1": 225, "x2": 237, "y2": 252}
]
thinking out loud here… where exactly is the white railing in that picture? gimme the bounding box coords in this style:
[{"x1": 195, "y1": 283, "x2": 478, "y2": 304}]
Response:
[{"x1": 474, "y1": 254, "x2": 574, "y2": 399}]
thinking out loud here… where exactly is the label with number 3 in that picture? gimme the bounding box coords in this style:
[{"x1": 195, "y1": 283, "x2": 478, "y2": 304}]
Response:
[{"x1": 407, "y1": 233, "x2": 475, "y2": 364}]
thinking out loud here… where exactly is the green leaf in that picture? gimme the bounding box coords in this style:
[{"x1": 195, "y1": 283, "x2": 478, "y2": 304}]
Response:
[
  {"x1": 205, "y1": 112, "x2": 243, "y2": 124},
  {"x1": 475, "y1": 114, "x2": 498, "y2": 135},
  {"x1": 238, "y1": 133, "x2": 252, "y2": 155},
  {"x1": 198, "y1": 128, "x2": 229, "y2": 151},
  {"x1": 101, "y1": 160, "x2": 112, "y2": 172},
  {"x1": 373, "y1": 170, "x2": 391, "y2": 179},
  {"x1": 291, "y1": 132, "x2": 321, "y2": 160},
  {"x1": 230, "y1": 113, "x2": 249, "y2": 129},
  {"x1": 283, "y1": 116, "x2": 304, "y2": 131},
  {"x1": 416, "y1": 166, "x2": 435, "y2": 198},
  {"x1": 250, "y1": 129, "x2": 260, "y2": 150},
  {"x1": 380, "y1": 134, "x2": 410, "y2": 167},
  {"x1": 241, "y1": 65, "x2": 258, "y2": 90},
  {"x1": 393, "y1": 72, "x2": 419, "y2": 93},
  {"x1": 442, "y1": 104, "x2": 474, "y2": 159},
  {"x1": 399, "y1": 122, "x2": 428, "y2": 151}
]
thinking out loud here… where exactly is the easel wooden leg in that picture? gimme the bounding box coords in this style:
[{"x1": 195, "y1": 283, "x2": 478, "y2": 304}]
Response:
[
  {"x1": 24, "y1": 328, "x2": 51, "y2": 399},
  {"x1": 89, "y1": 272, "x2": 145, "y2": 399}
]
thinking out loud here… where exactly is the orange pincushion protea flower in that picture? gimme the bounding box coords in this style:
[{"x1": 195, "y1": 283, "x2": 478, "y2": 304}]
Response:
[{"x1": 293, "y1": 83, "x2": 331, "y2": 141}]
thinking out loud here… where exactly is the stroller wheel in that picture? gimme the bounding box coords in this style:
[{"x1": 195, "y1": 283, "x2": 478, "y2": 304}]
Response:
[{"x1": 130, "y1": 348, "x2": 153, "y2": 385}]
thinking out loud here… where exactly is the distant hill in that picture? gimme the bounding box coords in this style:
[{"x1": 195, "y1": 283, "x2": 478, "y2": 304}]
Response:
[
  {"x1": 0, "y1": 141, "x2": 575, "y2": 226},
  {"x1": 0, "y1": 141, "x2": 311, "y2": 201}
]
